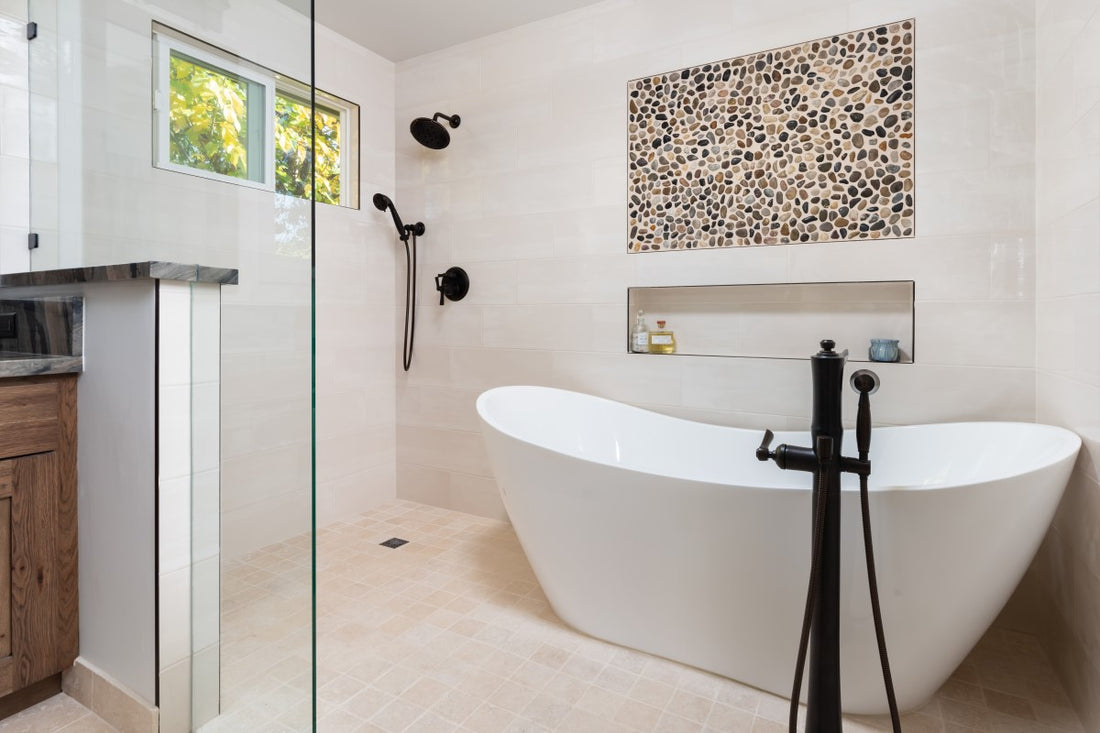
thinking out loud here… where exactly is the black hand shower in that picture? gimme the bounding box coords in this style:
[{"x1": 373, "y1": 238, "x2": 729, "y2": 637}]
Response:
[
  {"x1": 410, "y1": 112, "x2": 461, "y2": 149},
  {"x1": 373, "y1": 192, "x2": 425, "y2": 371},
  {"x1": 372, "y1": 193, "x2": 424, "y2": 242},
  {"x1": 850, "y1": 368, "x2": 901, "y2": 733}
]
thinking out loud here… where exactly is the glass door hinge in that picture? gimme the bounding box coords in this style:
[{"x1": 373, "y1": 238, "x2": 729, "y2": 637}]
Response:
[
  {"x1": 28, "y1": 233, "x2": 39, "y2": 250},
  {"x1": 26, "y1": 22, "x2": 37, "y2": 40}
]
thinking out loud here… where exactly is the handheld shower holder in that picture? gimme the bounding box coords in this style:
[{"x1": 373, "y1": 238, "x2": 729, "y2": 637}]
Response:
[{"x1": 372, "y1": 192, "x2": 423, "y2": 242}]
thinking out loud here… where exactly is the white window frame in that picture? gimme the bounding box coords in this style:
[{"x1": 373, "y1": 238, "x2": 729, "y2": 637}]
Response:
[
  {"x1": 152, "y1": 30, "x2": 277, "y2": 191},
  {"x1": 276, "y1": 76, "x2": 360, "y2": 209},
  {"x1": 152, "y1": 25, "x2": 360, "y2": 208}
]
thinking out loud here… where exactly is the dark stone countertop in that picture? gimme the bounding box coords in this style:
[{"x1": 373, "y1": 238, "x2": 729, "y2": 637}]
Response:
[{"x1": 0, "y1": 261, "x2": 239, "y2": 288}]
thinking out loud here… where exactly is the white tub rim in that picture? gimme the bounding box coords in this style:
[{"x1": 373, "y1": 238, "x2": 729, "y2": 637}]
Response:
[{"x1": 475, "y1": 384, "x2": 1082, "y2": 494}]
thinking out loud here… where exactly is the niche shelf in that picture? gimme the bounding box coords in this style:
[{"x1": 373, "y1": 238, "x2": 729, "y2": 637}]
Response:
[{"x1": 627, "y1": 280, "x2": 915, "y2": 363}]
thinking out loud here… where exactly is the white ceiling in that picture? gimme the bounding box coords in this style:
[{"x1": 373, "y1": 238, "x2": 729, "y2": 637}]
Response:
[{"x1": 281, "y1": 0, "x2": 610, "y2": 62}]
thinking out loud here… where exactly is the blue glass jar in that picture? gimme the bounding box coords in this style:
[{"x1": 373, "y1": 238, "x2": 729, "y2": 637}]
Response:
[{"x1": 869, "y1": 338, "x2": 900, "y2": 363}]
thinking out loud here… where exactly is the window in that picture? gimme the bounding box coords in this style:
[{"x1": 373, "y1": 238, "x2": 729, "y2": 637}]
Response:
[
  {"x1": 273, "y1": 84, "x2": 347, "y2": 206},
  {"x1": 152, "y1": 27, "x2": 358, "y2": 208}
]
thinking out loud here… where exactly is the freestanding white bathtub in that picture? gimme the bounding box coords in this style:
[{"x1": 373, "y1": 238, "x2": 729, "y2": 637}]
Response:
[{"x1": 476, "y1": 386, "x2": 1081, "y2": 714}]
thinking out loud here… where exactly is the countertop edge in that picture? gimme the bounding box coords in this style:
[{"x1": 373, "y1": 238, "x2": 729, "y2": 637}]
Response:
[
  {"x1": 0, "y1": 262, "x2": 239, "y2": 287},
  {"x1": 0, "y1": 355, "x2": 84, "y2": 378}
]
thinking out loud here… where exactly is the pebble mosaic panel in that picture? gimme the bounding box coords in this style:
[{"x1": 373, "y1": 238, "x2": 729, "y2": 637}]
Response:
[{"x1": 628, "y1": 20, "x2": 915, "y2": 252}]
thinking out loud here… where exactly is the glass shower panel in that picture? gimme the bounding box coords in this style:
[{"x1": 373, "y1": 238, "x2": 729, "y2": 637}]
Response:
[
  {"x1": 25, "y1": 0, "x2": 57, "y2": 273},
  {"x1": 0, "y1": 3, "x2": 30, "y2": 277},
  {"x1": 26, "y1": 0, "x2": 317, "y2": 730}
]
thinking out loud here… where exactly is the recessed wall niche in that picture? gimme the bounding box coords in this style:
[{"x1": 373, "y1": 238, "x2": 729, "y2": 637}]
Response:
[
  {"x1": 628, "y1": 21, "x2": 915, "y2": 252},
  {"x1": 628, "y1": 281, "x2": 915, "y2": 362}
]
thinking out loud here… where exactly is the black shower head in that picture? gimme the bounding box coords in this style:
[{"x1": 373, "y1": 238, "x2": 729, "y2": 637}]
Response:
[
  {"x1": 373, "y1": 192, "x2": 424, "y2": 241},
  {"x1": 410, "y1": 112, "x2": 461, "y2": 149}
]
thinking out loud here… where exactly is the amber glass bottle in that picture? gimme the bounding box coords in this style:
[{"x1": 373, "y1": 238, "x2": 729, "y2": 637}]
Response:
[{"x1": 648, "y1": 319, "x2": 676, "y2": 354}]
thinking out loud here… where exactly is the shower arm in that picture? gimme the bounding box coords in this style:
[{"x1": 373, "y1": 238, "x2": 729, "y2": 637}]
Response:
[{"x1": 431, "y1": 112, "x2": 460, "y2": 127}]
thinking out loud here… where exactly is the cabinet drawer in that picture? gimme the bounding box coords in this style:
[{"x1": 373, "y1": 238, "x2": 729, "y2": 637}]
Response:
[{"x1": 0, "y1": 381, "x2": 59, "y2": 459}]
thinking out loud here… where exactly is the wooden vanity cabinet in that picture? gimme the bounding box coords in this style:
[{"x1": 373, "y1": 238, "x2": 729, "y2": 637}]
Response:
[{"x1": 0, "y1": 375, "x2": 78, "y2": 714}]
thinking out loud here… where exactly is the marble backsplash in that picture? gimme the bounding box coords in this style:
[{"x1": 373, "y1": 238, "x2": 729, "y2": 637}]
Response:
[
  {"x1": 0, "y1": 296, "x2": 83, "y2": 376},
  {"x1": 0, "y1": 296, "x2": 82, "y2": 357}
]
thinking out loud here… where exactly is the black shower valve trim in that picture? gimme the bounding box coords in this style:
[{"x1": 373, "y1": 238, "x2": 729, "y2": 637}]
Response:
[{"x1": 435, "y1": 266, "x2": 470, "y2": 306}]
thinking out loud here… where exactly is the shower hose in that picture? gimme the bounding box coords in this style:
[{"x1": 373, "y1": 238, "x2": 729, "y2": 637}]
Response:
[
  {"x1": 789, "y1": 447, "x2": 902, "y2": 732},
  {"x1": 401, "y1": 234, "x2": 417, "y2": 372}
]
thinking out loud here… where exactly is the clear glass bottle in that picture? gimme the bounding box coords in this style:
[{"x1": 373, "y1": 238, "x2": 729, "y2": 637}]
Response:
[
  {"x1": 648, "y1": 319, "x2": 676, "y2": 354},
  {"x1": 631, "y1": 310, "x2": 650, "y2": 353}
]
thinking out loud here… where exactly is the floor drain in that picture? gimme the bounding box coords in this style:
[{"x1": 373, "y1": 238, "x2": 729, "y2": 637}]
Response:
[{"x1": 380, "y1": 537, "x2": 408, "y2": 549}]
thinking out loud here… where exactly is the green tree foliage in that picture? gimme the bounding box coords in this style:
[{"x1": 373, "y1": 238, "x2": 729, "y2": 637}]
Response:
[
  {"x1": 169, "y1": 54, "x2": 250, "y2": 179},
  {"x1": 168, "y1": 53, "x2": 341, "y2": 205},
  {"x1": 275, "y1": 95, "x2": 341, "y2": 205}
]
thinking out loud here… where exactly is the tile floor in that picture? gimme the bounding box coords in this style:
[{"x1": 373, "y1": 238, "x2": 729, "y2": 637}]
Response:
[
  {"x1": 0, "y1": 693, "x2": 116, "y2": 732},
  {"x1": 3, "y1": 499, "x2": 1088, "y2": 732},
  {"x1": 216, "y1": 500, "x2": 1087, "y2": 732}
]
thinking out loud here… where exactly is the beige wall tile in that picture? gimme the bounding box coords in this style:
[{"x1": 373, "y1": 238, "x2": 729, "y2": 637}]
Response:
[
  {"x1": 1034, "y1": 0, "x2": 1100, "y2": 727},
  {"x1": 394, "y1": 0, "x2": 1047, "y2": 526}
]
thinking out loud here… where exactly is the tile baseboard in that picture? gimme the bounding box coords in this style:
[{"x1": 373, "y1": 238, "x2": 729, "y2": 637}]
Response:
[{"x1": 62, "y1": 657, "x2": 159, "y2": 733}]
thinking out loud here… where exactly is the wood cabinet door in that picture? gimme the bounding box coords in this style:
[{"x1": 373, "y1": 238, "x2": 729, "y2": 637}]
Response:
[
  {"x1": 0, "y1": 460, "x2": 10, "y2": 695},
  {"x1": 0, "y1": 452, "x2": 78, "y2": 698}
]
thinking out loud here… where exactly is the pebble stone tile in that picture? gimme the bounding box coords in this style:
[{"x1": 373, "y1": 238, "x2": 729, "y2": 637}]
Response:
[
  {"x1": 5, "y1": 500, "x2": 1083, "y2": 732},
  {"x1": 629, "y1": 21, "x2": 915, "y2": 252}
]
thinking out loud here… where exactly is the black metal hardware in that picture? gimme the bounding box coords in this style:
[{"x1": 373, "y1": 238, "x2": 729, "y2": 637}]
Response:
[
  {"x1": 755, "y1": 342, "x2": 898, "y2": 733},
  {"x1": 372, "y1": 193, "x2": 424, "y2": 243},
  {"x1": 851, "y1": 369, "x2": 880, "y2": 461},
  {"x1": 753, "y1": 340, "x2": 849, "y2": 732},
  {"x1": 434, "y1": 266, "x2": 469, "y2": 306},
  {"x1": 410, "y1": 112, "x2": 461, "y2": 149},
  {"x1": 26, "y1": 22, "x2": 37, "y2": 40},
  {"x1": 757, "y1": 428, "x2": 816, "y2": 472},
  {"x1": 432, "y1": 112, "x2": 461, "y2": 127},
  {"x1": 372, "y1": 192, "x2": 426, "y2": 371},
  {"x1": 756, "y1": 429, "x2": 774, "y2": 461},
  {"x1": 0, "y1": 313, "x2": 16, "y2": 339},
  {"x1": 27, "y1": 232, "x2": 38, "y2": 250}
]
